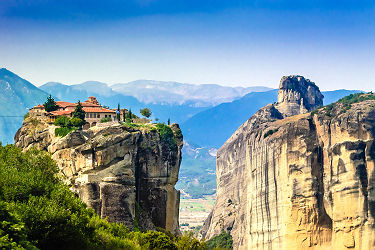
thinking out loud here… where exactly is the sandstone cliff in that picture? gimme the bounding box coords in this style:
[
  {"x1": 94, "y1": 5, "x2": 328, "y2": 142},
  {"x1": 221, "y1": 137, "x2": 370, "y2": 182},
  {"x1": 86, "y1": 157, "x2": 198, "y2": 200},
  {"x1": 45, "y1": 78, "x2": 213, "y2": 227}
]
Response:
[
  {"x1": 202, "y1": 76, "x2": 375, "y2": 249},
  {"x1": 15, "y1": 121, "x2": 183, "y2": 234}
]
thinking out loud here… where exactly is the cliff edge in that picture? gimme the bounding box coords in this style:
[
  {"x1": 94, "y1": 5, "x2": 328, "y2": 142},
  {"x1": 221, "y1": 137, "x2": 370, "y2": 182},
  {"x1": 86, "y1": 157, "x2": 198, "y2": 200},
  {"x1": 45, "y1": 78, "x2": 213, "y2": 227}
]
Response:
[
  {"x1": 201, "y1": 76, "x2": 375, "y2": 249},
  {"x1": 15, "y1": 121, "x2": 183, "y2": 234}
]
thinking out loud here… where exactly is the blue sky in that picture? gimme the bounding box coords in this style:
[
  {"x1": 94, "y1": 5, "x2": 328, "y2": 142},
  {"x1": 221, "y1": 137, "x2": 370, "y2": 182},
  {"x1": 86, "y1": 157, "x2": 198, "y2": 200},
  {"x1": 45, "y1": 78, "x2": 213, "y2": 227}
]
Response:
[{"x1": 0, "y1": 0, "x2": 374, "y2": 90}]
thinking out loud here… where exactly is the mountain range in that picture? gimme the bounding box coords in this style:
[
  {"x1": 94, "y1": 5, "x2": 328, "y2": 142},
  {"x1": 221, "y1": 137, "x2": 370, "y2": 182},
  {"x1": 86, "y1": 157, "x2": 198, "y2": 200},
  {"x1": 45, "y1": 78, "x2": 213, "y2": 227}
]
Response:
[
  {"x1": 181, "y1": 89, "x2": 363, "y2": 148},
  {"x1": 0, "y1": 68, "x2": 49, "y2": 144},
  {"x1": 0, "y1": 68, "x2": 364, "y2": 198},
  {"x1": 111, "y1": 80, "x2": 271, "y2": 106}
]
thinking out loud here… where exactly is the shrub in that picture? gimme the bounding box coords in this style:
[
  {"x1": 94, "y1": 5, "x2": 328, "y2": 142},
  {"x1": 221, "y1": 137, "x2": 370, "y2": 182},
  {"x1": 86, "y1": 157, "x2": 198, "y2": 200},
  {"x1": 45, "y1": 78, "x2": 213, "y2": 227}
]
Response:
[
  {"x1": 324, "y1": 92, "x2": 375, "y2": 116},
  {"x1": 156, "y1": 123, "x2": 177, "y2": 150},
  {"x1": 206, "y1": 231, "x2": 233, "y2": 250},
  {"x1": 29, "y1": 118, "x2": 40, "y2": 127},
  {"x1": 55, "y1": 127, "x2": 75, "y2": 137},
  {"x1": 23, "y1": 112, "x2": 29, "y2": 120},
  {"x1": 54, "y1": 116, "x2": 71, "y2": 127},
  {"x1": 264, "y1": 128, "x2": 279, "y2": 138},
  {"x1": 70, "y1": 117, "x2": 84, "y2": 127},
  {"x1": 0, "y1": 144, "x2": 208, "y2": 249},
  {"x1": 100, "y1": 117, "x2": 112, "y2": 123},
  {"x1": 176, "y1": 231, "x2": 206, "y2": 250}
]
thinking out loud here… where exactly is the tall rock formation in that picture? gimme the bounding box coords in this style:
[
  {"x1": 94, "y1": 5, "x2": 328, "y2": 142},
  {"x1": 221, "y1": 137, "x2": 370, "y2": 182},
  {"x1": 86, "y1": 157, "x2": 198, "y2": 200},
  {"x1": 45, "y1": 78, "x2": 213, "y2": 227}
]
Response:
[
  {"x1": 15, "y1": 121, "x2": 183, "y2": 234},
  {"x1": 276, "y1": 75, "x2": 324, "y2": 117},
  {"x1": 201, "y1": 75, "x2": 375, "y2": 249}
]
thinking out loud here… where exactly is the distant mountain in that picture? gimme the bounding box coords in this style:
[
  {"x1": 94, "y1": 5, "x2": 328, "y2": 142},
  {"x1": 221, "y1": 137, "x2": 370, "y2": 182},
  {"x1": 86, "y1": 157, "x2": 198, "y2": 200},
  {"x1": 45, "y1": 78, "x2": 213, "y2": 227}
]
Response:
[
  {"x1": 40, "y1": 81, "x2": 142, "y2": 110},
  {"x1": 40, "y1": 81, "x2": 208, "y2": 124},
  {"x1": 181, "y1": 89, "x2": 363, "y2": 148},
  {"x1": 0, "y1": 68, "x2": 49, "y2": 144},
  {"x1": 111, "y1": 80, "x2": 271, "y2": 107}
]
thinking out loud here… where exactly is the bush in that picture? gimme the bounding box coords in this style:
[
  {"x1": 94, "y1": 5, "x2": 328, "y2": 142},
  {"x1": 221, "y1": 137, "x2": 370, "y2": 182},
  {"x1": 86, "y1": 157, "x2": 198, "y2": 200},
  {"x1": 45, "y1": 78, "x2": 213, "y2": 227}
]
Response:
[
  {"x1": 23, "y1": 112, "x2": 29, "y2": 120},
  {"x1": 71, "y1": 117, "x2": 84, "y2": 127},
  {"x1": 100, "y1": 117, "x2": 112, "y2": 123},
  {"x1": 176, "y1": 231, "x2": 206, "y2": 250},
  {"x1": 324, "y1": 92, "x2": 375, "y2": 116},
  {"x1": 54, "y1": 116, "x2": 71, "y2": 127},
  {"x1": 55, "y1": 127, "x2": 76, "y2": 137},
  {"x1": 206, "y1": 231, "x2": 233, "y2": 250},
  {"x1": 156, "y1": 123, "x2": 177, "y2": 150},
  {"x1": 0, "y1": 145, "x2": 207, "y2": 249},
  {"x1": 0, "y1": 201, "x2": 36, "y2": 249},
  {"x1": 264, "y1": 128, "x2": 279, "y2": 138}
]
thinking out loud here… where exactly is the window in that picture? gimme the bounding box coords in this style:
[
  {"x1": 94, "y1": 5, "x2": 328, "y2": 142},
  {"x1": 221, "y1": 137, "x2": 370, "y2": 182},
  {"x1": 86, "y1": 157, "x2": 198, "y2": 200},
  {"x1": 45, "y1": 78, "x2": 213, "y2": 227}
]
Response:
[
  {"x1": 109, "y1": 115, "x2": 111, "y2": 118},
  {"x1": 90, "y1": 113, "x2": 93, "y2": 118},
  {"x1": 86, "y1": 114, "x2": 89, "y2": 118},
  {"x1": 97, "y1": 114, "x2": 100, "y2": 118},
  {"x1": 105, "y1": 115, "x2": 107, "y2": 118},
  {"x1": 94, "y1": 114, "x2": 96, "y2": 118}
]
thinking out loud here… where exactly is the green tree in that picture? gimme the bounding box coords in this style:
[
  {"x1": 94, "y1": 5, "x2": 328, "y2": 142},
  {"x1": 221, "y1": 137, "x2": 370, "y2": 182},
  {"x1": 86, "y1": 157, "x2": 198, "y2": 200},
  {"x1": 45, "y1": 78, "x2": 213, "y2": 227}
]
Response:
[
  {"x1": 128, "y1": 109, "x2": 133, "y2": 120},
  {"x1": 122, "y1": 109, "x2": 126, "y2": 122},
  {"x1": 71, "y1": 117, "x2": 84, "y2": 127},
  {"x1": 71, "y1": 101, "x2": 86, "y2": 127},
  {"x1": 54, "y1": 116, "x2": 71, "y2": 127},
  {"x1": 140, "y1": 108, "x2": 152, "y2": 118},
  {"x1": 116, "y1": 103, "x2": 121, "y2": 121},
  {"x1": 43, "y1": 95, "x2": 59, "y2": 112},
  {"x1": 168, "y1": 118, "x2": 171, "y2": 125}
]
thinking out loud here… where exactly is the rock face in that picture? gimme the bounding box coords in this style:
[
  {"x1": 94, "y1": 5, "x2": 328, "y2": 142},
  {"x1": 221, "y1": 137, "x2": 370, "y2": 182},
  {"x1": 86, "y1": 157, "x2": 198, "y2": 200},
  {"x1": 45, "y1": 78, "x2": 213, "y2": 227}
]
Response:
[
  {"x1": 201, "y1": 76, "x2": 375, "y2": 249},
  {"x1": 276, "y1": 75, "x2": 324, "y2": 117},
  {"x1": 15, "y1": 122, "x2": 183, "y2": 234}
]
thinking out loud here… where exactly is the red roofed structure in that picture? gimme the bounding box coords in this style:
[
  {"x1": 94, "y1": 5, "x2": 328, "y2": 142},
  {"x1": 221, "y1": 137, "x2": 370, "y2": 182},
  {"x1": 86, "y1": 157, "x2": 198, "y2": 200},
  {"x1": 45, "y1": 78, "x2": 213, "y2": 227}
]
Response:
[{"x1": 30, "y1": 96, "x2": 116, "y2": 129}]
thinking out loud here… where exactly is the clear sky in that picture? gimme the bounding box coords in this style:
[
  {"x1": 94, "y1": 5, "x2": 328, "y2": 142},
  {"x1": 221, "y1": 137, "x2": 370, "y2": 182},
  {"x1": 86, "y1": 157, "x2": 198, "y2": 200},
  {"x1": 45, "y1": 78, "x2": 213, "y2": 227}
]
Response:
[{"x1": 1, "y1": 0, "x2": 374, "y2": 90}]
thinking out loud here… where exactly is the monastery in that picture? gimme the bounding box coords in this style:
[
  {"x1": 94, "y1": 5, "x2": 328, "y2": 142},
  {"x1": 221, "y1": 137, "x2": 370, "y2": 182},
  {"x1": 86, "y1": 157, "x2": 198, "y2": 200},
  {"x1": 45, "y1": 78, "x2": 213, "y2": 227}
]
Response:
[{"x1": 30, "y1": 96, "x2": 117, "y2": 129}]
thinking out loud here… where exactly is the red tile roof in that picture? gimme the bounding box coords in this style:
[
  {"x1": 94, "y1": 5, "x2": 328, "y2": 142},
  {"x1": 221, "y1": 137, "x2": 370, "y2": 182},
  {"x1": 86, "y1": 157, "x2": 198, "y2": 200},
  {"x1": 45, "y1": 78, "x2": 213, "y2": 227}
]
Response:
[
  {"x1": 56, "y1": 101, "x2": 76, "y2": 108},
  {"x1": 83, "y1": 107, "x2": 116, "y2": 113},
  {"x1": 48, "y1": 110, "x2": 72, "y2": 116}
]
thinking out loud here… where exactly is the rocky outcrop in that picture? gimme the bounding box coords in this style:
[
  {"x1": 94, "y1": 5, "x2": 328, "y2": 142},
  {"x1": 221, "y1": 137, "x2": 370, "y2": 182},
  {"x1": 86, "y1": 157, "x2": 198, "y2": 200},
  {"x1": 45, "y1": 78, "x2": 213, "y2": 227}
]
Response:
[
  {"x1": 276, "y1": 75, "x2": 324, "y2": 117},
  {"x1": 15, "y1": 121, "x2": 183, "y2": 234},
  {"x1": 202, "y1": 76, "x2": 375, "y2": 249}
]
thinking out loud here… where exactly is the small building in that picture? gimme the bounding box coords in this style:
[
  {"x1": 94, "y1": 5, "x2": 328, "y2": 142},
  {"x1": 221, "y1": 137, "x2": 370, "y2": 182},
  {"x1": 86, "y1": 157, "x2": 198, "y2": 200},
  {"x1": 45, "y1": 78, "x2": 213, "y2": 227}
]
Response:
[{"x1": 30, "y1": 96, "x2": 117, "y2": 129}]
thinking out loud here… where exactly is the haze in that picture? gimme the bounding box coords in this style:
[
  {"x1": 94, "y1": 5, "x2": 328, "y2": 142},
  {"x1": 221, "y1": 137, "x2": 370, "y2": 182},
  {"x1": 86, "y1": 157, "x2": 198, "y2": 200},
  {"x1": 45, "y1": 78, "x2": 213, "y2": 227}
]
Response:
[{"x1": 1, "y1": 0, "x2": 374, "y2": 90}]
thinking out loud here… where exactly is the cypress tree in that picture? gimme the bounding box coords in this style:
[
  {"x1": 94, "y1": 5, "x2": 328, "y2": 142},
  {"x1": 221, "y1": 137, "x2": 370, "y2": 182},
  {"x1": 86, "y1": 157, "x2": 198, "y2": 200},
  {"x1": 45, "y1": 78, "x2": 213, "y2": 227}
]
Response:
[
  {"x1": 72, "y1": 101, "x2": 86, "y2": 127},
  {"x1": 129, "y1": 109, "x2": 132, "y2": 122},
  {"x1": 44, "y1": 95, "x2": 59, "y2": 112},
  {"x1": 117, "y1": 103, "x2": 121, "y2": 121}
]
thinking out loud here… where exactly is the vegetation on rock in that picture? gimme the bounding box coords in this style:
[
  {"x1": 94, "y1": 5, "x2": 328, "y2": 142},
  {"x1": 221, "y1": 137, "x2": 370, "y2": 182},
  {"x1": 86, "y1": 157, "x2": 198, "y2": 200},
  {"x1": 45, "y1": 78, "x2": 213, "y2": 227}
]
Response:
[
  {"x1": 206, "y1": 231, "x2": 233, "y2": 250},
  {"x1": 156, "y1": 123, "x2": 177, "y2": 150},
  {"x1": 324, "y1": 92, "x2": 375, "y2": 116},
  {"x1": 0, "y1": 144, "x2": 206, "y2": 249},
  {"x1": 53, "y1": 116, "x2": 81, "y2": 137}
]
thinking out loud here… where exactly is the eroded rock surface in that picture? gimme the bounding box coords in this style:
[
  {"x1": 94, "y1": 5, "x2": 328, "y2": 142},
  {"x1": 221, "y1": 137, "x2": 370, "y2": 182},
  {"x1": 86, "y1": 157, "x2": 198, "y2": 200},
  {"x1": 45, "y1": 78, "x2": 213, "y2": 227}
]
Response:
[
  {"x1": 15, "y1": 122, "x2": 183, "y2": 234},
  {"x1": 202, "y1": 76, "x2": 375, "y2": 249},
  {"x1": 276, "y1": 75, "x2": 324, "y2": 117}
]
